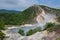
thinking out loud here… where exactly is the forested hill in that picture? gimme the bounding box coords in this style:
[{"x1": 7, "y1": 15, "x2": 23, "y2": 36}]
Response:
[
  {"x1": 0, "y1": 9, "x2": 20, "y2": 14},
  {"x1": 0, "y1": 5, "x2": 60, "y2": 25}
]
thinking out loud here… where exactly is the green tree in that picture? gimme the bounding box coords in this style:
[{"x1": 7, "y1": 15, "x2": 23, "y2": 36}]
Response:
[
  {"x1": 18, "y1": 29, "x2": 25, "y2": 36},
  {"x1": 44, "y1": 22, "x2": 55, "y2": 30},
  {"x1": 26, "y1": 29, "x2": 33, "y2": 36},
  {"x1": 26, "y1": 27, "x2": 42, "y2": 36},
  {"x1": 47, "y1": 24, "x2": 60, "y2": 32},
  {"x1": 0, "y1": 31, "x2": 5, "y2": 40},
  {"x1": 0, "y1": 21, "x2": 5, "y2": 30}
]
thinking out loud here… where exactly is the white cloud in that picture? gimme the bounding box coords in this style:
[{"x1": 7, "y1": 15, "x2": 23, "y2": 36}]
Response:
[
  {"x1": 0, "y1": 0, "x2": 38, "y2": 11},
  {"x1": 0, "y1": 0, "x2": 60, "y2": 11}
]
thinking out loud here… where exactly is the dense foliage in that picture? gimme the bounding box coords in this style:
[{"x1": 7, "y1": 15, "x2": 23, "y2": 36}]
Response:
[
  {"x1": 0, "y1": 21, "x2": 5, "y2": 30},
  {"x1": 0, "y1": 8, "x2": 37, "y2": 25},
  {"x1": 47, "y1": 24, "x2": 60, "y2": 32},
  {"x1": 18, "y1": 29, "x2": 25, "y2": 36},
  {"x1": 26, "y1": 27, "x2": 42, "y2": 36},
  {"x1": 0, "y1": 31, "x2": 5, "y2": 40},
  {"x1": 44, "y1": 22, "x2": 60, "y2": 32},
  {"x1": 44, "y1": 22, "x2": 55, "y2": 30}
]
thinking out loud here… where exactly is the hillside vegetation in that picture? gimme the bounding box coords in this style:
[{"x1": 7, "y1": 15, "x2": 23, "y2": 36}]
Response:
[{"x1": 0, "y1": 5, "x2": 60, "y2": 25}]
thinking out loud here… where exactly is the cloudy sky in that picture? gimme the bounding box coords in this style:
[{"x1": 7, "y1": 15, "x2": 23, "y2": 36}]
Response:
[{"x1": 0, "y1": 0, "x2": 60, "y2": 11}]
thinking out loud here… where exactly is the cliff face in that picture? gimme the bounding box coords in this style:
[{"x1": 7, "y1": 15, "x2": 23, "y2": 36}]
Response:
[
  {"x1": 21, "y1": 5, "x2": 46, "y2": 24},
  {"x1": 31, "y1": 5, "x2": 45, "y2": 23},
  {"x1": 21, "y1": 5, "x2": 57, "y2": 24},
  {"x1": 36, "y1": 8, "x2": 45, "y2": 23}
]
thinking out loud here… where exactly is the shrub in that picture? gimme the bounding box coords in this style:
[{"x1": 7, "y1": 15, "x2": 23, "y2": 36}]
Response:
[
  {"x1": 26, "y1": 27, "x2": 42, "y2": 36},
  {"x1": 47, "y1": 24, "x2": 60, "y2": 32},
  {"x1": 18, "y1": 29, "x2": 25, "y2": 36},
  {"x1": 0, "y1": 21, "x2": 5, "y2": 30},
  {"x1": 44, "y1": 22, "x2": 55, "y2": 30},
  {"x1": 47, "y1": 26, "x2": 55, "y2": 32},
  {"x1": 0, "y1": 31, "x2": 5, "y2": 40}
]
